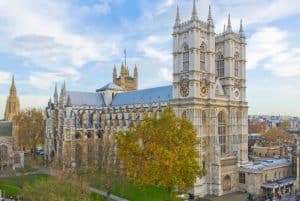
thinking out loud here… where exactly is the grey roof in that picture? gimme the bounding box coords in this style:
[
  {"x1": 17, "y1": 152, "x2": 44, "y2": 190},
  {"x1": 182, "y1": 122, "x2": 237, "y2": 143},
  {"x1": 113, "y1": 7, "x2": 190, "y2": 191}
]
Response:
[
  {"x1": 262, "y1": 177, "x2": 295, "y2": 189},
  {"x1": 67, "y1": 91, "x2": 105, "y2": 106},
  {"x1": 112, "y1": 85, "x2": 172, "y2": 106},
  {"x1": 241, "y1": 158, "x2": 291, "y2": 172},
  {"x1": 0, "y1": 121, "x2": 12, "y2": 137},
  {"x1": 96, "y1": 82, "x2": 124, "y2": 92}
]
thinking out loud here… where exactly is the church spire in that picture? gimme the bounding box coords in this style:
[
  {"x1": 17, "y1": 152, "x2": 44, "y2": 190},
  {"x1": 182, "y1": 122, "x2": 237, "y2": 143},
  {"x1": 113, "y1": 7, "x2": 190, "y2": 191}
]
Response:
[
  {"x1": 239, "y1": 19, "x2": 245, "y2": 38},
  {"x1": 226, "y1": 14, "x2": 232, "y2": 33},
  {"x1": 207, "y1": 5, "x2": 214, "y2": 27},
  {"x1": 54, "y1": 83, "x2": 58, "y2": 105},
  {"x1": 191, "y1": 0, "x2": 198, "y2": 21},
  {"x1": 10, "y1": 75, "x2": 16, "y2": 96},
  {"x1": 4, "y1": 75, "x2": 20, "y2": 121},
  {"x1": 113, "y1": 65, "x2": 117, "y2": 83},
  {"x1": 175, "y1": 5, "x2": 181, "y2": 26}
]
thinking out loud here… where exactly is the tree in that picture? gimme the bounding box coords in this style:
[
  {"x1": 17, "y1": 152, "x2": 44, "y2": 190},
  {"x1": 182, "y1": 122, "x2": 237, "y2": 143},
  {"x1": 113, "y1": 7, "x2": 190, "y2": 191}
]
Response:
[
  {"x1": 13, "y1": 108, "x2": 45, "y2": 157},
  {"x1": 21, "y1": 175, "x2": 90, "y2": 201},
  {"x1": 248, "y1": 120, "x2": 267, "y2": 134},
  {"x1": 280, "y1": 120, "x2": 290, "y2": 130},
  {"x1": 263, "y1": 127, "x2": 295, "y2": 145},
  {"x1": 92, "y1": 133, "x2": 123, "y2": 201},
  {"x1": 117, "y1": 107, "x2": 204, "y2": 200}
]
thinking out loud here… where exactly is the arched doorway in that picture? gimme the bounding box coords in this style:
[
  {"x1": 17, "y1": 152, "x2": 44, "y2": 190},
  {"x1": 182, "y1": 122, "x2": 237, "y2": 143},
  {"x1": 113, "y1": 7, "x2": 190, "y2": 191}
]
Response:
[{"x1": 223, "y1": 175, "x2": 232, "y2": 191}]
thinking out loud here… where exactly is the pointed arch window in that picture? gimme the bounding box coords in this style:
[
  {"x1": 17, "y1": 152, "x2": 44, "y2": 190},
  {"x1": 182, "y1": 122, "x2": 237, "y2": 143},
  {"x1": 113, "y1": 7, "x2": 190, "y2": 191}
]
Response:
[
  {"x1": 0, "y1": 145, "x2": 8, "y2": 161},
  {"x1": 183, "y1": 44, "x2": 189, "y2": 72},
  {"x1": 202, "y1": 110, "x2": 206, "y2": 125},
  {"x1": 216, "y1": 53, "x2": 224, "y2": 77},
  {"x1": 234, "y1": 52, "x2": 239, "y2": 77},
  {"x1": 200, "y1": 43, "x2": 206, "y2": 71},
  {"x1": 218, "y1": 111, "x2": 226, "y2": 154}
]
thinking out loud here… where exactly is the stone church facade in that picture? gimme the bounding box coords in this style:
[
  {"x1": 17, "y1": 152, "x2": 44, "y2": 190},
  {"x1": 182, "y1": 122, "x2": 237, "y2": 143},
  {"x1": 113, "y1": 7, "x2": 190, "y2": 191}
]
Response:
[
  {"x1": 0, "y1": 76, "x2": 24, "y2": 171},
  {"x1": 45, "y1": 1, "x2": 248, "y2": 197}
]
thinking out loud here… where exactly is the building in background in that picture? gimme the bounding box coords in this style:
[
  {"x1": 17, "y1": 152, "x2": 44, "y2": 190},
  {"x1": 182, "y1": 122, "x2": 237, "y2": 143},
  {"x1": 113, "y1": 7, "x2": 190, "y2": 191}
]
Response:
[
  {"x1": 4, "y1": 76, "x2": 20, "y2": 121},
  {"x1": 0, "y1": 77, "x2": 24, "y2": 172}
]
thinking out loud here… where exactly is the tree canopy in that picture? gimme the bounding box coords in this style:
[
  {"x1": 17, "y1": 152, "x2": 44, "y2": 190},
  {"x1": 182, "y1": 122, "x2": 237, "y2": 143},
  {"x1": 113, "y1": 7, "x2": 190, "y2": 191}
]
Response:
[
  {"x1": 117, "y1": 107, "x2": 204, "y2": 198},
  {"x1": 13, "y1": 108, "x2": 45, "y2": 154},
  {"x1": 263, "y1": 127, "x2": 295, "y2": 145}
]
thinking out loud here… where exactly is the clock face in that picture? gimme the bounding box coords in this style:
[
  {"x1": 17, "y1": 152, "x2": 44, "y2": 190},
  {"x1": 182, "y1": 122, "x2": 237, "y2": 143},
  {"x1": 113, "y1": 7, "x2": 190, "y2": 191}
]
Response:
[
  {"x1": 234, "y1": 89, "x2": 240, "y2": 99},
  {"x1": 180, "y1": 78, "x2": 189, "y2": 97},
  {"x1": 200, "y1": 86, "x2": 208, "y2": 97}
]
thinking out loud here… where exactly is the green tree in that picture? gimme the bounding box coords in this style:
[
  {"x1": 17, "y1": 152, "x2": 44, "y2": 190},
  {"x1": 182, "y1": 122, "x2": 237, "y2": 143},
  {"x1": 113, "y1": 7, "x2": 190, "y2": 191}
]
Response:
[
  {"x1": 117, "y1": 107, "x2": 204, "y2": 200},
  {"x1": 13, "y1": 108, "x2": 45, "y2": 158}
]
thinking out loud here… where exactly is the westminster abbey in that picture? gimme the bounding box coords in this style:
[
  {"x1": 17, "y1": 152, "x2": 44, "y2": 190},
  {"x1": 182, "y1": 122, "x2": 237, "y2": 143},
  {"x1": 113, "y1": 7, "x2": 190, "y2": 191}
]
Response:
[{"x1": 45, "y1": 1, "x2": 249, "y2": 197}]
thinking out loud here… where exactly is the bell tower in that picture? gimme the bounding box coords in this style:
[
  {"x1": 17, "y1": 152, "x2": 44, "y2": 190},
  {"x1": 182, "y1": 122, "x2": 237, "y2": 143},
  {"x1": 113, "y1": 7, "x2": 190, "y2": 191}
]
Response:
[{"x1": 4, "y1": 75, "x2": 20, "y2": 121}]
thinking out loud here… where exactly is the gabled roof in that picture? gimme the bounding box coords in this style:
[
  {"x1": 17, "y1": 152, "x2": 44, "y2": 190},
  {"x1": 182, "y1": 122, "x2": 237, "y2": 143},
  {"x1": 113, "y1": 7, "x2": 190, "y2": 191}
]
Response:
[
  {"x1": 0, "y1": 121, "x2": 12, "y2": 137},
  {"x1": 96, "y1": 82, "x2": 124, "y2": 92},
  {"x1": 67, "y1": 91, "x2": 105, "y2": 107},
  {"x1": 112, "y1": 85, "x2": 172, "y2": 106}
]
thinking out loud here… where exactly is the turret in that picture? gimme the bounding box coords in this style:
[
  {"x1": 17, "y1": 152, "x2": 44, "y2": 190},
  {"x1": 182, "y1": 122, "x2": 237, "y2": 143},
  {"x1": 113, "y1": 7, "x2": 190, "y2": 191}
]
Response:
[
  {"x1": 10, "y1": 75, "x2": 17, "y2": 96},
  {"x1": 54, "y1": 83, "x2": 58, "y2": 106},
  {"x1": 134, "y1": 65, "x2": 138, "y2": 78},
  {"x1": 239, "y1": 19, "x2": 245, "y2": 38},
  {"x1": 191, "y1": 0, "x2": 198, "y2": 21},
  {"x1": 174, "y1": 5, "x2": 181, "y2": 27},
  {"x1": 59, "y1": 81, "x2": 67, "y2": 107},
  {"x1": 226, "y1": 14, "x2": 233, "y2": 33},
  {"x1": 113, "y1": 65, "x2": 117, "y2": 83},
  {"x1": 66, "y1": 95, "x2": 72, "y2": 107},
  {"x1": 207, "y1": 5, "x2": 214, "y2": 28}
]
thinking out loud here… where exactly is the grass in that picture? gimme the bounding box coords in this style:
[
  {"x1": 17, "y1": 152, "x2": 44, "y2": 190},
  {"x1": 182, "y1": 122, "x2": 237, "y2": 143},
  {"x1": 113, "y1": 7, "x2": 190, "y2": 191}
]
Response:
[
  {"x1": 0, "y1": 174, "x2": 48, "y2": 198},
  {"x1": 0, "y1": 174, "x2": 107, "y2": 200},
  {"x1": 84, "y1": 172, "x2": 169, "y2": 201}
]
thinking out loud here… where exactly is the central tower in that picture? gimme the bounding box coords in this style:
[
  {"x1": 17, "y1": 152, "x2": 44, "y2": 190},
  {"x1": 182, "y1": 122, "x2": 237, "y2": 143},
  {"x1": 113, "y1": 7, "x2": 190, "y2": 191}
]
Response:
[{"x1": 171, "y1": 1, "x2": 248, "y2": 197}]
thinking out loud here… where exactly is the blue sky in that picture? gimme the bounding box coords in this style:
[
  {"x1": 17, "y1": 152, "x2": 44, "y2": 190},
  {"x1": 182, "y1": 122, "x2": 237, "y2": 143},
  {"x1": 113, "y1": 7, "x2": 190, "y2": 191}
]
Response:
[{"x1": 0, "y1": 0, "x2": 300, "y2": 118}]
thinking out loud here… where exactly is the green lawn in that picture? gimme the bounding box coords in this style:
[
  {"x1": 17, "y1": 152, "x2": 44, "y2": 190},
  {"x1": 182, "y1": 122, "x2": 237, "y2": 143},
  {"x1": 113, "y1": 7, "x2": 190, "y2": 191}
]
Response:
[
  {"x1": 85, "y1": 172, "x2": 169, "y2": 201},
  {"x1": 0, "y1": 174, "x2": 48, "y2": 198},
  {"x1": 0, "y1": 174, "x2": 106, "y2": 200}
]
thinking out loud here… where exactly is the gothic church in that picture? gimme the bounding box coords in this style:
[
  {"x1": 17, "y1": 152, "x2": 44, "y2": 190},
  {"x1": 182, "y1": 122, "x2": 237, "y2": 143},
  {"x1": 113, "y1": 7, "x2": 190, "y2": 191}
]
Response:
[{"x1": 45, "y1": 1, "x2": 248, "y2": 197}]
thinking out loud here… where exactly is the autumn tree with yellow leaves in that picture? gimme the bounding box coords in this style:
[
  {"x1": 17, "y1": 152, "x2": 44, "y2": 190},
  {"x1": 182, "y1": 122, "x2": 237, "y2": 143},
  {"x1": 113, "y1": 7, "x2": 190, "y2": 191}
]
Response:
[
  {"x1": 117, "y1": 107, "x2": 204, "y2": 200},
  {"x1": 13, "y1": 108, "x2": 45, "y2": 157}
]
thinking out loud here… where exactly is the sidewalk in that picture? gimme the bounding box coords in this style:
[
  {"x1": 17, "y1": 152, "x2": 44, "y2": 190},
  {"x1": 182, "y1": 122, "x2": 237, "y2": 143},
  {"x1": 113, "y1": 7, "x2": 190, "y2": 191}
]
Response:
[{"x1": 90, "y1": 187, "x2": 129, "y2": 201}]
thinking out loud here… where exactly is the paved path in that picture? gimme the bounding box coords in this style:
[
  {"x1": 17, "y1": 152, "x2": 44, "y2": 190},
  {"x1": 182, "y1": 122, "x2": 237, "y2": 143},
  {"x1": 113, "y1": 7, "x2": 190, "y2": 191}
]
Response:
[
  {"x1": 0, "y1": 167, "x2": 49, "y2": 178},
  {"x1": 90, "y1": 187, "x2": 129, "y2": 201}
]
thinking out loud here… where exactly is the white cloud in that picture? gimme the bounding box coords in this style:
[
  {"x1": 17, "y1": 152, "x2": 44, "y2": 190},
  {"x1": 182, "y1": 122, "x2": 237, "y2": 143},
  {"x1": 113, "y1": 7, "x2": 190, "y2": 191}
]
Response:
[
  {"x1": 156, "y1": 0, "x2": 175, "y2": 15},
  {"x1": 28, "y1": 71, "x2": 79, "y2": 90},
  {"x1": 159, "y1": 67, "x2": 172, "y2": 81},
  {"x1": 0, "y1": 71, "x2": 11, "y2": 84},
  {"x1": 247, "y1": 27, "x2": 300, "y2": 77},
  {"x1": 0, "y1": 0, "x2": 122, "y2": 78},
  {"x1": 137, "y1": 35, "x2": 171, "y2": 63}
]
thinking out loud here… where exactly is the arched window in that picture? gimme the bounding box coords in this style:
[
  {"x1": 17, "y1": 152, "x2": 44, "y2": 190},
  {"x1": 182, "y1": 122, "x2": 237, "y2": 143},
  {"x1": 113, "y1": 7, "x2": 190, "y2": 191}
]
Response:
[
  {"x1": 202, "y1": 111, "x2": 206, "y2": 125},
  {"x1": 218, "y1": 111, "x2": 226, "y2": 154},
  {"x1": 234, "y1": 52, "x2": 239, "y2": 77},
  {"x1": 0, "y1": 145, "x2": 8, "y2": 161},
  {"x1": 183, "y1": 44, "x2": 189, "y2": 72},
  {"x1": 216, "y1": 53, "x2": 224, "y2": 77},
  {"x1": 14, "y1": 154, "x2": 20, "y2": 164},
  {"x1": 200, "y1": 43, "x2": 206, "y2": 71},
  {"x1": 182, "y1": 111, "x2": 187, "y2": 119}
]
